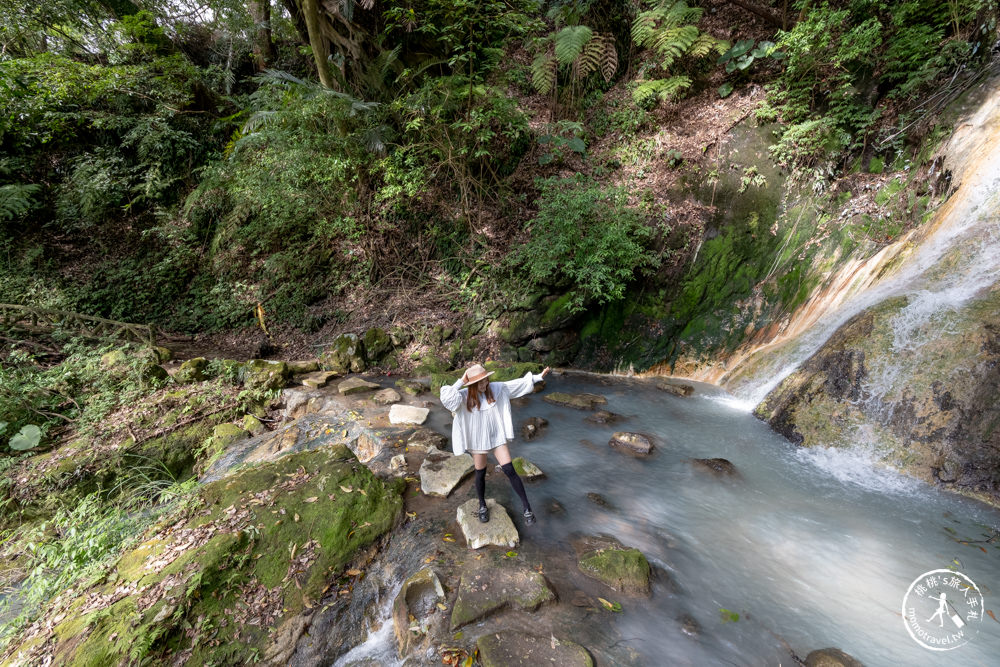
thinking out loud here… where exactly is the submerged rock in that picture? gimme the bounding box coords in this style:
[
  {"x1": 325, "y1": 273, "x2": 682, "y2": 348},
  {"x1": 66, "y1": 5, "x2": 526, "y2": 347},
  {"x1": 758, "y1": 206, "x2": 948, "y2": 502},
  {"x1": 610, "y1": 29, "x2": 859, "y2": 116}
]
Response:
[
  {"x1": 586, "y1": 492, "x2": 612, "y2": 508},
  {"x1": 586, "y1": 410, "x2": 621, "y2": 425},
  {"x1": 338, "y1": 377, "x2": 380, "y2": 395},
  {"x1": 653, "y1": 378, "x2": 694, "y2": 397},
  {"x1": 577, "y1": 538, "x2": 651, "y2": 596},
  {"x1": 691, "y1": 458, "x2": 738, "y2": 476},
  {"x1": 455, "y1": 498, "x2": 519, "y2": 550},
  {"x1": 608, "y1": 432, "x2": 653, "y2": 456},
  {"x1": 389, "y1": 404, "x2": 429, "y2": 425},
  {"x1": 520, "y1": 416, "x2": 548, "y2": 440},
  {"x1": 450, "y1": 564, "x2": 553, "y2": 629},
  {"x1": 372, "y1": 387, "x2": 401, "y2": 405},
  {"x1": 477, "y1": 632, "x2": 593, "y2": 667},
  {"x1": 804, "y1": 648, "x2": 865, "y2": 667},
  {"x1": 392, "y1": 568, "x2": 445, "y2": 656},
  {"x1": 678, "y1": 614, "x2": 701, "y2": 638},
  {"x1": 543, "y1": 392, "x2": 607, "y2": 410},
  {"x1": 419, "y1": 451, "x2": 474, "y2": 497}
]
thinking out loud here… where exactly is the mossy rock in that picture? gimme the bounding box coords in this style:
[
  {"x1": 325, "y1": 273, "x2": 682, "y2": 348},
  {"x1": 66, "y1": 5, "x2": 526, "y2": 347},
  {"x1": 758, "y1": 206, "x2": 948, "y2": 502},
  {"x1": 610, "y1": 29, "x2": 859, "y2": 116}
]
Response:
[
  {"x1": 151, "y1": 346, "x2": 172, "y2": 363},
  {"x1": 40, "y1": 446, "x2": 403, "y2": 667},
  {"x1": 363, "y1": 327, "x2": 393, "y2": 363},
  {"x1": 100, "y1": 349, "x2": 129, "y2": 369},
  {"x1": 286, "y1": 359, "x2": 321, "y2": 374},
  {"x1": 174, "y1": 357, "x2": 209, "y2": 384},
  {"x1": 321, "y1": 333, "x2": 367, "y2": 374},
  {"x1": 242, "y1": 359, "x2": 289, "y2": 391},
  {"x1": 242, "y1": 414, "x2": 266, "y2": 436},
  {"x1": 511, "y1": 457, "x2": 544, "y2": 480},
  {"x1": 578, "y1": 546, "x2": 651, "y2": 596},
  {"x1": 395, "y1": 379, "x2": 427, "y2": 396},
  {"x1": 414, "y1": 353, "x2": 451, "y2": 377}
]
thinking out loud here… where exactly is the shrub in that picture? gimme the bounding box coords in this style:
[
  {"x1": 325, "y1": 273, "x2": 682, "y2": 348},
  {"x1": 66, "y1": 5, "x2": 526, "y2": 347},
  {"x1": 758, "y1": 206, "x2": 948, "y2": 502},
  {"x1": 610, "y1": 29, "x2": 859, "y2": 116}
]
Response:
[{"x1": 508, "y1": 175, "x2": 659, "y2": 312}]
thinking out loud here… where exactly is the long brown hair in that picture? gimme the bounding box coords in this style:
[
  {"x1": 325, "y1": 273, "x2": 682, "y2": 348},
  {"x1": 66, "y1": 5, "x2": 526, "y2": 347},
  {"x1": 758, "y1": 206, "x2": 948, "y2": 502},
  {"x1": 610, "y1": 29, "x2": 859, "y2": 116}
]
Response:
[{"x1": 466, "y1": 380, "x2": 495, "y2": 412}]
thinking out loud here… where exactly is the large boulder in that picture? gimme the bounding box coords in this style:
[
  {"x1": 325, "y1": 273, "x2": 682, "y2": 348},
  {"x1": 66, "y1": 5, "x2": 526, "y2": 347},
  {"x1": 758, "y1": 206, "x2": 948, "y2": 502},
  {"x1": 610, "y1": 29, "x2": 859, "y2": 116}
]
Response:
[
  {"x1": 608, "y1": 432, "x2": 653, "y2": 456},
  {"x1": 456, "y1": 498, "x2": 519, "y2": 550},
  {"x1": 243, "y1": 359, "x2": 290, "y2": 391},
  {"x1": 577, "y1": 538, "x2": 651, "y2": 596},
  {"x1": 321, "y1": 333, "x2": 367, "y2": 374},
  {"x1": 362, "y1": 327, "x2": 394, "y2": 364},
  {"x1": 543, "y1": 392, "x2": 607, "y2": 410},
  {"x1": 477, "y1": 632, "x2": 593, "y2": 667},
  {"x1": 419, "y1": 451, "x2": 474, "y2": 497},
  {"x1": 392, "y1": 568, "x2": 445, "y2": 657},
  {"x1": 450, "y1": 564, "x2": 553, "y2": 629}
]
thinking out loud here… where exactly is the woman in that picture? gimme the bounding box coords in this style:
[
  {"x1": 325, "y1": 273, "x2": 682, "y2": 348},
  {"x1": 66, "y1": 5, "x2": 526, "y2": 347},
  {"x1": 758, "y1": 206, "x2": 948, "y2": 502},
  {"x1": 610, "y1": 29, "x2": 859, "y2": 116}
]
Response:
[{"x1": 440, "y1": 363, "x2": 550, "y2": 525}]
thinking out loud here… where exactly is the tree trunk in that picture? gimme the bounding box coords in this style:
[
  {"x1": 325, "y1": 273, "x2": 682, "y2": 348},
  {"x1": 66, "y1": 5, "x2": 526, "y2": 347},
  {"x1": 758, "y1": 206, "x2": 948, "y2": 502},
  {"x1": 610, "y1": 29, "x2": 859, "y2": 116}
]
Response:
[
  {"x1": 301, "y1": 0, "x2": 334, "y2": 88},
  {"x1": 250, "y1": 0, "x2": 275, "y2": 71}
]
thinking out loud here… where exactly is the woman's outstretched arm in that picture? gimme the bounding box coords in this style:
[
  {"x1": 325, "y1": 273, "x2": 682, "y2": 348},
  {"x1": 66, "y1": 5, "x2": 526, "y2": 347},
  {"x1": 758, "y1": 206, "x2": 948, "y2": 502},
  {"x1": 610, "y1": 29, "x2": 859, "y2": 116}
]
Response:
[{"x1": 502, "y1": 367, "x2": 551, "y2": 399}]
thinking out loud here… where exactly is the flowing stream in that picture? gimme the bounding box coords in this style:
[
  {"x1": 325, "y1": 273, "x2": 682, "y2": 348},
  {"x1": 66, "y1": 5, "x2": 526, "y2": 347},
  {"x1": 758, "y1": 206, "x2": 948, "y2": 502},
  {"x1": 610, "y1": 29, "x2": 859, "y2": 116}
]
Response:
[{"x1": 336, "y1": 374, "x2": 1000, "y2": 666}]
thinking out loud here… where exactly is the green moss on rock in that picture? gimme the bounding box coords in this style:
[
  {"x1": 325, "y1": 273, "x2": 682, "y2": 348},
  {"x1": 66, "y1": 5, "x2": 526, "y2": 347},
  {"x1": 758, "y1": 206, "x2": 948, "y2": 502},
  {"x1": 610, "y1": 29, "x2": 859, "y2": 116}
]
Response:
[{"x1": 578, "y1": 546, "x2": 651, "y2": 595}]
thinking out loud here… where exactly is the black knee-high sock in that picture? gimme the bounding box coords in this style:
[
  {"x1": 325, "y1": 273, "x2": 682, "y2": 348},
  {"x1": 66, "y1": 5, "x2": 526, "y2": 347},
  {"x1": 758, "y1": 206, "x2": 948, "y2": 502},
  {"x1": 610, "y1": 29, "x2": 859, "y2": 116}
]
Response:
[
  {"x1": 500, "y1": 463, "x2": 531, "y2": 512},
  {"x1": 475, "y1": 467, "x2": 487, "y2": 508}
]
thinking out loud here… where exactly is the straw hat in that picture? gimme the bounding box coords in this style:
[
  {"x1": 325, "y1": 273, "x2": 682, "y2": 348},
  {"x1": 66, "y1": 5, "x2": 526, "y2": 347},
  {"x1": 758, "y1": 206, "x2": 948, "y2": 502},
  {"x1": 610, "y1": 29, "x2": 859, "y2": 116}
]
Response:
[{"x1": 462, "y1": 363, "x2": 495, "y2": 387}]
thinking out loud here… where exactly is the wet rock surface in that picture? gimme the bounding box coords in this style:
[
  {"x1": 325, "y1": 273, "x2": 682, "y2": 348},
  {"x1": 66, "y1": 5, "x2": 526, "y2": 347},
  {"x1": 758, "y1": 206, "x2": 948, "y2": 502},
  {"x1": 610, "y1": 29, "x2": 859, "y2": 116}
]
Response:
[
  {"x1": 804, "y1": 647, "x2": 865, "y2": 667},
  {"x1": 456, "y1": 498, "x2": 519, "y2": 549},
  {"x1": 575, "y1": 535, "x2": 651, "y2": 596},
  {"x1": 653, "y1": 378, "x2": 694, "y2": 397},
  {"x1": 509, "y1": 456, "x2": 544, "y2": 480},
  {"x1": 585, "y1": 410, "x2": 622, "y2": 425},
  {"x1": 477, "y1": 631, "x2": 594, "y2": 667},
  {"x1": 691, "y1": 457, "x2": 738, "y2": 476},
  {"x1": 520, "y1": 416, "x2": 548, "y2": 440},
  {"x1": 542, "y1": 392, "x2": 607, "y2": 410},
  {"x1": 450, "y1": 564, "x2": 554, "y2": 629},
  {"x1": 608, "y1": 431, "x2": 653, "y2": 456},
  {"x1": 392, "y1": 568, "x2": 446, "y2": 655}
]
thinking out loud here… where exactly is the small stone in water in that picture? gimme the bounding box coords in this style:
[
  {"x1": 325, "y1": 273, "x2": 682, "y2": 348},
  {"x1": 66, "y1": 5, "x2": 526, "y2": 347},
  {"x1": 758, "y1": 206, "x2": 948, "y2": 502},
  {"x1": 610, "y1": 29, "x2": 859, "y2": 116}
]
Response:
[{"x1": 587, "y1": 492, "x2": 612, "y2": 508}]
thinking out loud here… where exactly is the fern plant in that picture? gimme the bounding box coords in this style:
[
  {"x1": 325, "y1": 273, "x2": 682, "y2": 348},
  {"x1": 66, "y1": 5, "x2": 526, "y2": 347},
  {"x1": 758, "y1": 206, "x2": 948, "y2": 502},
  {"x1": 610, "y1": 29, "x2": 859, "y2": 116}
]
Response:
[
  {"x1": 0, "y1": 183, "x2": 41, "y2": 222},
  {"x1": 630, "y1": 0, "x2": 727, "y2": 106},
  {"x1": 532, "y1": 25, "x2": 618, "y2": 112}
]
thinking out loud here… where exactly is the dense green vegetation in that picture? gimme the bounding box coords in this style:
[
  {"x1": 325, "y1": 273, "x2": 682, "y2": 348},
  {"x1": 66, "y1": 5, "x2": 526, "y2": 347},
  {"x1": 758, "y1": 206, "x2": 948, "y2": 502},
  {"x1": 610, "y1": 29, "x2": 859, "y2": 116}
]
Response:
[{"x1": 1, "y1": 0, "x2": 990, "y2": 340}]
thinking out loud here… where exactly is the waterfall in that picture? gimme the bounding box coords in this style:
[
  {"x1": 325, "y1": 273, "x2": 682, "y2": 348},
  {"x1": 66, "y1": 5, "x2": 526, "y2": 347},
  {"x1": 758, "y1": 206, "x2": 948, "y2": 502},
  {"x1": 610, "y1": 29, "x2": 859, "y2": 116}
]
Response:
[{"x1": 715, "y1": 74, "x2": 1000, "y2": 411}]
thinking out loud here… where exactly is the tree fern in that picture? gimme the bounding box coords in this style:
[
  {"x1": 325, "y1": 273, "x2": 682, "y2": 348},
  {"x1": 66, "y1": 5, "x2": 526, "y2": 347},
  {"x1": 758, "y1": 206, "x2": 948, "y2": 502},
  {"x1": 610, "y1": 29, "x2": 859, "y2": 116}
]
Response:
[
  {"x1": 532, "y1": 52, "x2": 558, "y2": 95},
  {"x1": 554, "y1": 25, "x2": 594, "y2": 67}
]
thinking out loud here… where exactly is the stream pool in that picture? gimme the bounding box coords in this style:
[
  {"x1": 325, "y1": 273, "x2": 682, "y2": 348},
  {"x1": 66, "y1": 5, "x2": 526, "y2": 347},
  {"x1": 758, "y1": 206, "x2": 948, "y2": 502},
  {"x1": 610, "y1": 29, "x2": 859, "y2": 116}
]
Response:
[{"x1": 339, "y1": 373, "x2": 1000, "y2": 667}]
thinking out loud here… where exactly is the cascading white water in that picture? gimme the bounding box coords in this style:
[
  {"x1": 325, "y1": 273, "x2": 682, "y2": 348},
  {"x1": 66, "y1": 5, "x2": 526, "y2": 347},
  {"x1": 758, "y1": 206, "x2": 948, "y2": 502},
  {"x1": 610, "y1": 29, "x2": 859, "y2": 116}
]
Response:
[{"x1": 717, "y1": 77, "x2": 1000, "y2": 410}]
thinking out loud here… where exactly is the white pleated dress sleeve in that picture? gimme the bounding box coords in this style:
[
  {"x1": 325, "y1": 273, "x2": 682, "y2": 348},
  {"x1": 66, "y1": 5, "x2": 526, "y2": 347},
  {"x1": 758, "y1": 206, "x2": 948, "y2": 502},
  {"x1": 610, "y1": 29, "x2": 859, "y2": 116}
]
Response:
[{"x1": 441, "y1": 372, "x2": 544, "y2": 456}]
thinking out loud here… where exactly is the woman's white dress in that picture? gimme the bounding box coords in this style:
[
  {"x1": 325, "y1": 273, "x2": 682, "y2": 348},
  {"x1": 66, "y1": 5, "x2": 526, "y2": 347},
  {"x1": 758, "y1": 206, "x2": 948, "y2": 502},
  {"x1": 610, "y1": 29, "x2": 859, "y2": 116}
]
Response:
[{"x1": 440, "y1": 372, "x2": 544, "y2": 455}]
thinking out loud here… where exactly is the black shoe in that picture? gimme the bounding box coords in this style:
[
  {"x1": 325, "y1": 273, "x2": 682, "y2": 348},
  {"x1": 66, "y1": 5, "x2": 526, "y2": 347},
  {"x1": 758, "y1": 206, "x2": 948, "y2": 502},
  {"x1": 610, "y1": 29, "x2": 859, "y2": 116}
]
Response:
[
  {"x1": 523, "y1": 509, "x2": 536, "y2": 526},
  {"x1": 478, "y1": 505, "x2": 490, "y2": 523}
]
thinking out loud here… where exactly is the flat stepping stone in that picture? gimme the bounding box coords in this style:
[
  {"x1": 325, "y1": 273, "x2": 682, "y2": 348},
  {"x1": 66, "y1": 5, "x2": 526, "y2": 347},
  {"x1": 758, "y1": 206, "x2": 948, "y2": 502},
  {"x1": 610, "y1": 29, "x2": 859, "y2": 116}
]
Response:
[
  {"x1": 691, "y1": 457, "x2": 738, "y2": 476},
  {"x1": 509, "y1": 456, "x2": 544, "y2": 480},
  {"x1": 419, "y1": 451, "x2": 473, "y2": 497},
  {"x1": 389, "y1": 404, "x2": 430, "y2": 425},
  {"x1": 456, "y1": 498, "x2": 518, "y2": 550},
  {"x1": 372, "y1": 387, "x2": 401, "y2": 405},
  {"x1": 608, "y1": 432, "x2": 653, "y2": 456},
  {"x1": 300, "y1": 370, "x2": 338, "y2": 389},
  {"x1": 392, "y1": 568, "x2": 445, "y2": 656},
  {"x1": 653, "y1": 378, "x2": 694, "y2": 396},
  {"x1": 477, "y1": 632, "x2": 593, "y2": 667},
  {"x1": 450, "y1": 564, "x2": 553, "y2": 629},
  {"x1": 543, "y1": 392, "x2": 607, "y2": 410},
  {"x1": 338, "y1": 377, "x2": 380, "y2": 395}
]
